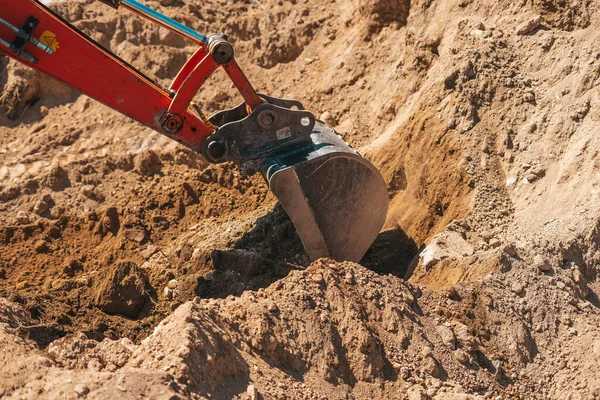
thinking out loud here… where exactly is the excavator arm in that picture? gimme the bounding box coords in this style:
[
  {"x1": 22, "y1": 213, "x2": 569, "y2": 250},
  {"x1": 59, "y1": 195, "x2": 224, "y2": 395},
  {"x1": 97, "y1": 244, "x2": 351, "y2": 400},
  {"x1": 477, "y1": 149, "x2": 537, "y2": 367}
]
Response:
[
  {"x1": 0, "y1": 0, "x2": 263, "y2": 151},
  {"x1": 0, "y1": 0, "x2": 389, "y2": 263}
]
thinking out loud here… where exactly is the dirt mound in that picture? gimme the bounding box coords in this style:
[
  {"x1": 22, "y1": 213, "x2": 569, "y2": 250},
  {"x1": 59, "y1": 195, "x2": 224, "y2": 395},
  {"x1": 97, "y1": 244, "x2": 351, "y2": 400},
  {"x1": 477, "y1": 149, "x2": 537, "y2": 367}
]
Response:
[
  {"x1": 2, "y1": 0, "x2": 600, "y2": 398},
  {"x1": 93, "y1": 261, "x2": 148, "y2": 318}
]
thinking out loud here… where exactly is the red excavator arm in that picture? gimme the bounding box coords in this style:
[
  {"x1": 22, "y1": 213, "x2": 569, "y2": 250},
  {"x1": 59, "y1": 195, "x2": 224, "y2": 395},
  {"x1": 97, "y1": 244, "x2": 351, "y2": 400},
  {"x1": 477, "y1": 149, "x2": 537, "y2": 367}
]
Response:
[
  {"x1": 0, "y1": 0, "x2": 263, "y2": 152},
  {"x1": 0, "y1": 0, "x2": 389, "y2": 263}
]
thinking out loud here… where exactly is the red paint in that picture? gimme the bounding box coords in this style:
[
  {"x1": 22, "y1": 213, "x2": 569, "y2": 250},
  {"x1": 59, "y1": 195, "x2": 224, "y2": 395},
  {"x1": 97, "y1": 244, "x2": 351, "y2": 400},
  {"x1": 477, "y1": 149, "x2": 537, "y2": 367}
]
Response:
[{"x1": 1, "y1": 0, "x2": 267, "y2": 154}]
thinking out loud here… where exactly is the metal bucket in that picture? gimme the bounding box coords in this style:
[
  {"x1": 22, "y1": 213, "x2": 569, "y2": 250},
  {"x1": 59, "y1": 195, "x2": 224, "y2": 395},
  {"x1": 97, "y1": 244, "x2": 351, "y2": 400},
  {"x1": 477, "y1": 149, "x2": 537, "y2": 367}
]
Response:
[{"x1": 262, "y1": 121, "x2": 389, "y2": 262}]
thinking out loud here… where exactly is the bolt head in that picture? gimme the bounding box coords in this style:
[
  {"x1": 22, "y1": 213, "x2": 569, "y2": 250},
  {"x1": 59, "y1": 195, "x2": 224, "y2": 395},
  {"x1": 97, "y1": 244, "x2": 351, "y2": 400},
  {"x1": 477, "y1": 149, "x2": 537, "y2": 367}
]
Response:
[{"x1": 207, "y1": 141, "x2": 226, "y2": 160}]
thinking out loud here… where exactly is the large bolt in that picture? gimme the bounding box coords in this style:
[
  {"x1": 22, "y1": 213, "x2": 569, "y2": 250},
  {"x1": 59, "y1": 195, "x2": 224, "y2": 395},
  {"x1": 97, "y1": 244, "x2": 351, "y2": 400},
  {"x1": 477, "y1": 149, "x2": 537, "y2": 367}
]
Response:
[
  {"x1": 258, "y1": 110, "x2": 276, "y2": 128},
  {"x1": 211, "y1": 42, "x2": 234, "y2": 64},
  {"x1": 161, "y1": 113, "x2": 183, "y2": 135},
  {"x1": 207, "y1": 140, "x2": 226, "y2": 160}
]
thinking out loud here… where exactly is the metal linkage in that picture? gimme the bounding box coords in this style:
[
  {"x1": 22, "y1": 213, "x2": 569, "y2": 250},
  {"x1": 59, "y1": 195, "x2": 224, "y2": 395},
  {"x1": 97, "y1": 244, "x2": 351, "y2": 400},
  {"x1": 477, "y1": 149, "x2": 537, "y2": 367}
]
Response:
[
  {"x1": 0, "y1": 36, "x2": 36, "y2": 63},
  {"x1": 0, "y1": 15, "x2": 55, "y2": 64},
  {"x1": 0, "y1": 16, "x2": 54, "y2": 55}
]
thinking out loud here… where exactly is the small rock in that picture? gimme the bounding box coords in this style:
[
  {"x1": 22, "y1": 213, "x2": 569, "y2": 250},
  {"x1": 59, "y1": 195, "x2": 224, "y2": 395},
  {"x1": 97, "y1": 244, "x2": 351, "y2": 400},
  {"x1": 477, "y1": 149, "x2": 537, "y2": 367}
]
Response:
[
  {"x1": 40, "y1": 106, "x2": 50, "y2": 117},
  {"x1": 204, "y1": 272, "x2": 214, "y2": 281},
  {"x1": 526, "y1": 173, "x2": 539, "y2": 183},
  {"x1": 16, "y1": 281, "x2": 30, "y2": 290},
  {"x1": 523, "y1": 91, "x2": 536, "y2": 103},
  {"x1": 266, "y1": 300, "x2": 279, "y2": 313},
  {"x1": 422, "y1": 357, "x2": 440, "y2": 378},
  {"x1": 437, "y1": 324, "x2": 457, "y2": 349},
  {"x1": 407, "y1": 384, "x2": 428, "y2": 400},
  {"x1": 167, "y1": 279, "x2": 178, "y2": 289},
  {"x1": 246, "y1": 384, "x2": 258, "y2": 400},
  {"x1": 506, "y1": 175, "x2": 517, "y2": 189},
  {"x1": 94, "y1": 261, "x2": 147, "y2": 318},
  {"x1": 81, "y1": 185, "x2": 95, "y2": 198},
  {"x1": 489, "y1": 238, "x2": 502, "y2": 248},
  {"x1": 74, "y1": 384, "x2": 90, "y2": 396},
  {"x1": 16, "y1": 211, "x2": 30, "y2": 224},
  {"x1": 526, "y1": 122, "x2": 537, "y2": 133},
  {"x1": 420, "y1": 231, "x2": 474, "y2": 270},
  {"x1": 533, "y1": 255, "x2": 551, "y2": 272},
  {"x1": 163, "y1": 286, "x2": 173, "y2": 300},
  {"x1": 33, "y1": 199, "x2": 49, "y2": 216},
  {"x1": 453, "y1": 348, "x2": 470, "y2": 365},
  {"x1": 34, "y1": 240, "x2": 49, "y2": 253},
  {"x1": 123, "y1": 228, "x2": 147, "y2": 243},
  {"x1": 93, "y1": 188, "x2": 105, "y2": 202},
  {"x1": 451, "y1": 321, "x2": 478, "y2": 351},
  {"x1": 516, "y1": 15, "x2": 543, "y2": 35},
  {"x1": 140, "y1": 245, "x2": 157, "y2": 259},
  {"x1": 319, "y1": 111, "x2": 338, "y2": 127},
  {"x1": 400, "y1": 366, "x2": 411, "y2": 379},
  {"x1": 120, "y1": 338, "x2": 136, "y2": 352},
  {"x1": 481, "y1": 231, "x2": 493, "y2": 243},
  {"x1": 531, "y1": 167, "x2": 546, "y2": 177},
  {"x1": 503, "y1": 244, "x2": 518, "y2": 257},
  {"x1": 443, "y1": 69, "x2": 459, "y2": 89},
  {"x1": 134, "y1": 150, "x2": 162, "y2": 176},
  {"x1": 511, "y1": 282, "x2": 525, "y2": 295},
  {"x1": 42, "y1": 165, "x2": 70, "y2": 191}
]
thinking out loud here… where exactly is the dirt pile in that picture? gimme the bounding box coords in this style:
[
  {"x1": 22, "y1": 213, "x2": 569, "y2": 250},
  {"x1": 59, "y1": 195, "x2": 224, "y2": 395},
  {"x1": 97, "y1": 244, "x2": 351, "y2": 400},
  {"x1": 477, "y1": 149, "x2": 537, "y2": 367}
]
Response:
[{"x1": 1, "y1": 0, "x2": 600, "y2": 398}]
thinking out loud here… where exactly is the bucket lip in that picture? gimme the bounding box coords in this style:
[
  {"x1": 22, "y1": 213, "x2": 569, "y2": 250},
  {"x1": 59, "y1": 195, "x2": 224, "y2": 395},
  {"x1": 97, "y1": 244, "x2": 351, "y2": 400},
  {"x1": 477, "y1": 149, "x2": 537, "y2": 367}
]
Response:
[{"x1": 263, "y1": 149, "x2": 382, "y2": 183}]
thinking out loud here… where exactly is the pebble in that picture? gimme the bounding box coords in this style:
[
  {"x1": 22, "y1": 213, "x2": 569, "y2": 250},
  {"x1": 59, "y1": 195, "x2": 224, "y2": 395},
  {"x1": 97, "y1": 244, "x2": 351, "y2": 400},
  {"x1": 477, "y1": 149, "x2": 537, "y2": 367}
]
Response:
[
  {"x1": 511, "y1": 282, "x2": 525, "y2": 295},
  {"x1": 533, "y1": 255, "x2": 551, "y2": 272},
  {"x1": 74, "y1": 384, "x2": 90, "y2": 396},
  {"x1": 453, "y1": 349, "x2": 470, "y2": 365},
  {"x1": 526, "y1": 173, "x2": 540, "y2": 183},
  {"x1": 319, "y1": 111, "x2": 338, "y2": 127},
  {"x1": 167, "y1": 279, "x2": 178, "y2": 289},
  {"x1": 489, "y1": 238, "x2": 502, "y2": 248},
  {"x1": 120, "y1": 338, "x2": 136, "y2": 352},
  {"x1": 247, "y1": 384, "x2": 258, "y2": 400},
  {"x1": 526, "y1": 122, "x2": 537, "y2": 133},
  {"x1": 523, "y1": 91, "x2": 536, "y2": 103},
  {"x1": 503, "y1": 244, "x2": 518, "y2": 257},
  {"x1": 33, "y1": 199, "x2": 49, "y2": 216},
  {"x1": 436, "y1": 324, "x2": 456, "y2": 349},
  {"x1": 81, "y1": 185, "x2": 95, "y2": 198},
  {"x1": 34, "y1": 240, "x2": 49, "y2": 254},
  {"x1": 16, "y1": 211, "x2": 30, "y2": 224},
  {"x1": 140, "y1": 245, "x2": 157, "y2": 259},
  {"x1": 516, "y1": 15, "x2": 542, "y2": 35},
  {"x1": 407, "y1": 384, "x2": 427, "y2": 400}
]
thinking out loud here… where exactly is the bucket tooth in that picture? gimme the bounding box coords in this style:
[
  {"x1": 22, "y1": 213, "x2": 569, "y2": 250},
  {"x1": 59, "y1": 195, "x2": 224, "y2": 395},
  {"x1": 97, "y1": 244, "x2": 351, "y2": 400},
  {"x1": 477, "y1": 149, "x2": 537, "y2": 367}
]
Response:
[{"x1": 262, "y1": 122, "x2": 388, "y2": 262}]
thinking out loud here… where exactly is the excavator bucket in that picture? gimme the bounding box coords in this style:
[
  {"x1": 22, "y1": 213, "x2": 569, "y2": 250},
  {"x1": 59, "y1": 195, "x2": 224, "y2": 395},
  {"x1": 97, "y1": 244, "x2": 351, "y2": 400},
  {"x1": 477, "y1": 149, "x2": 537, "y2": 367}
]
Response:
[{"x1": 262, "y1": 121, "x2": 389, "y2": 262}]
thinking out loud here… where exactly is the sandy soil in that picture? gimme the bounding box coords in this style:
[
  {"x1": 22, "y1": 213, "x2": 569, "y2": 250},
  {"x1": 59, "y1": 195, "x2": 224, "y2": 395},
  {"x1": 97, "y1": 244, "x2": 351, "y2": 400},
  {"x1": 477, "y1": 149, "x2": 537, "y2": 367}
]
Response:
[{"x1": 1, "y1": 0, "x2": 600, "y2": 399}]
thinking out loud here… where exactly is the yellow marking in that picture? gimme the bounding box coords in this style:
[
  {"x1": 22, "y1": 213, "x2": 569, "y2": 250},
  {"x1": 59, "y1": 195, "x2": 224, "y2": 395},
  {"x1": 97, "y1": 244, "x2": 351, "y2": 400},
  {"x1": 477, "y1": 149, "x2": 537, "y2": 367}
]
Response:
[{"x1": 39, "y1": 30, "x2": 59, "y2": 51}]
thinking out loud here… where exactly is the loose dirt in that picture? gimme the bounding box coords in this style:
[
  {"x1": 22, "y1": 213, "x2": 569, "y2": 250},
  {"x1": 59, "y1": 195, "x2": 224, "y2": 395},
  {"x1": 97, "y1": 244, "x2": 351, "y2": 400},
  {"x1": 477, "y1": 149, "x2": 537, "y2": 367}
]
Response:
[{"x1": 1, "y1": 0, "x2": 600, "y2": 399}]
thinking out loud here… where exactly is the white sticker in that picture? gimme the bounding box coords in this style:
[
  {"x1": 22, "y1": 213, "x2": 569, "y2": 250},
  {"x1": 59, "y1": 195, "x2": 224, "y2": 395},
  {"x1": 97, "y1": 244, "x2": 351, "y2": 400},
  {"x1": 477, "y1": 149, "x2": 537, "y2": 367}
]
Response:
[{"x1": 276, "y1": 127, "x2": 292, "y2": 140}]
